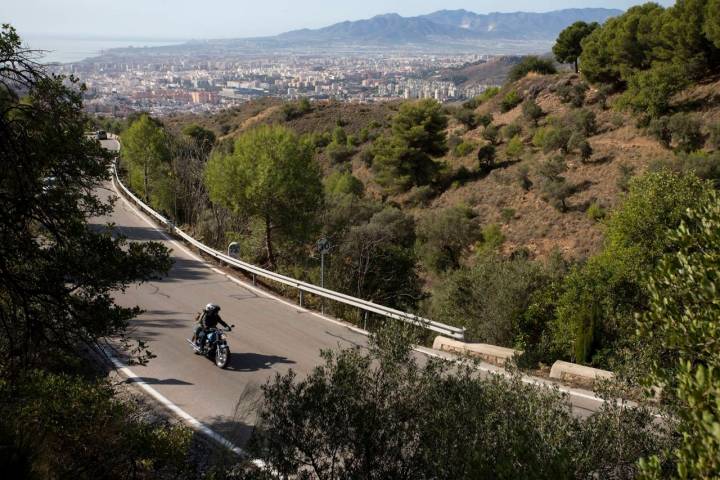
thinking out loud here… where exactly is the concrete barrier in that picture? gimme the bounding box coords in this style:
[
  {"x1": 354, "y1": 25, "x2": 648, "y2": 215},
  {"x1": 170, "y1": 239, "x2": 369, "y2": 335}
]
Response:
[
  {"x1": 549, "y1": 361, "x2": 614, "y2": 385},
  {"x1": 433, "y1": 336, "x2": 522, "y2": 366}
]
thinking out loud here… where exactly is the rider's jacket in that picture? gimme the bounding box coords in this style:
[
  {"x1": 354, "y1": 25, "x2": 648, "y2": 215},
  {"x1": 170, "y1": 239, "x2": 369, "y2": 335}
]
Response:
[{"x1": 201, "y1": 310, "x2": 229, "y2": 329}]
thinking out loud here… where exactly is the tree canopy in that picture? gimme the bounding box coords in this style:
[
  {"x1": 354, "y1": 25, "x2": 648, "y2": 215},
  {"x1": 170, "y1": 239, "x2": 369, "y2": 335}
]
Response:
[
  {"x1": 0, "y1": 24, "x2": 172, "y2": 373},
  {"x1": 553, "y1": 21, "x2": 599, "y2": 73},
  {"x1": 372, "y1": 99, "x2": 447, "y2": 192},
  {"x1": 121, "y1": 114, "x2": 171, "y2": 205},
  {"x1": 204, "y1": 125, "x2": 323, "y2": 269}
]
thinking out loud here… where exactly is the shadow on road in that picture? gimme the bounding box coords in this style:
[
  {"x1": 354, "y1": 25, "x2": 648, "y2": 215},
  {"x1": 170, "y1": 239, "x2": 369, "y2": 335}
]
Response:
[
  {"x1": 125, "y1": 376, "x2": 193, "y2": 386},
  {"x1": 202, "y1": 383, "x2": 263, "y2": 449},
  {"x1": 225, "y1": 352, "x2": 296, "y2": 373},
  {"x1": 89, "y1": 223, "x2": 169, "y2": 242}
]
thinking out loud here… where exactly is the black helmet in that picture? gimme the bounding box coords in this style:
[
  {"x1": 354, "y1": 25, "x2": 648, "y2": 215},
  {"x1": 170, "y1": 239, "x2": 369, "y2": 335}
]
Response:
[{"x1": 204, "y1": 303, "x2": 220, "y2": 312}]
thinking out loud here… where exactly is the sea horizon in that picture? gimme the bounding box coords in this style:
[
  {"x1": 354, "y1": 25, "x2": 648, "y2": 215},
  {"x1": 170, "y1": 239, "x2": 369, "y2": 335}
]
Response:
[{"x1": 21, "y1": 34, "x2": 186, "y2": 64}]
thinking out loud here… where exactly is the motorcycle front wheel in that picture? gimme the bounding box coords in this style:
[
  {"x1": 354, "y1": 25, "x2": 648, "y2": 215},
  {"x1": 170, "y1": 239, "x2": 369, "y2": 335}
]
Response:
[{"x1": 215, "y1": 347, "x2": 230, "y2": 369}]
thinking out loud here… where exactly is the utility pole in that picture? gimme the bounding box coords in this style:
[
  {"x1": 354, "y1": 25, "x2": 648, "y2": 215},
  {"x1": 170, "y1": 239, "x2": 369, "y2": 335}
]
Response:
[{"x1": 316, "y1": 238, "x2": 331, "y2": 314}]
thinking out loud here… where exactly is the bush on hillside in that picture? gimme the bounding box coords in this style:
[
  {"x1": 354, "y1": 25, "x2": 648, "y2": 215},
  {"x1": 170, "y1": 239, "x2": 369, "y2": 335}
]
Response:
[
  {"x1": 668, "y1": 113, "x2": 705, "y2": 153},
  {"x1": 482, "y1": 124, "x2": 500, "y2": 145},
  {"x1": 506, "y1": 135, "x2": 524, "y2": 160},
  {"x1": 501, "y1": 123, "x2": 522, "y2": 140},
  {"x1": 453, "y1": 141, "x2": 477, "y2": 158},
  {"x1": 453, "y1": 108, "x2": 479, "y2": 130},
  {"x1": 508, "y1": 56, "x2": 558, "y2": 82},
  {"x1": 478, "y1": 144, "x2": 497, "y2": 172},
  {"x1": 537, "y1": 156, "x2": 573, "y2": 211},
  {"x1": 500, "y1": 90, "x2": 523, "y2": 113},
  {"x1": 416, "y1": 206, "x2": 480, "y2": 274},
  {"x1": 521, "y1": 98, "x2": 544, "y2": 125}
]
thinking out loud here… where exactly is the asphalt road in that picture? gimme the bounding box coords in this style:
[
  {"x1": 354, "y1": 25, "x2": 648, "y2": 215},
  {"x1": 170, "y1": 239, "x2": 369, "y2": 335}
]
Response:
[{"x1": 98, "y1": 138, "x2": 604, "y2": 447}]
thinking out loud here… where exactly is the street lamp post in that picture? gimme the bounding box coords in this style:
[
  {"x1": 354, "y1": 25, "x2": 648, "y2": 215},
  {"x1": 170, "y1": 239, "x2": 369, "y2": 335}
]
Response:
[{"x1": 316, "y1": 238, "x2": 331, "y2": 314}]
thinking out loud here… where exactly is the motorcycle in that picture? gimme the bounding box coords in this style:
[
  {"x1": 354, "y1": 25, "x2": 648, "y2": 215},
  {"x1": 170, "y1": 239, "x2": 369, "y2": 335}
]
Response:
[{"x1": 187, "y1": 325, "x2": 234, "y2": 369}]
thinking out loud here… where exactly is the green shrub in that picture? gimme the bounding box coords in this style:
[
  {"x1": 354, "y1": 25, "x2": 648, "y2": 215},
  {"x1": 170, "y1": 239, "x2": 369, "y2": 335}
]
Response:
[
  {"x1": 358, "y1": 146, "x2": 374, "y2": 166},
  {"x1": 568, "y1": 132, "x2": 592, "y2": 161},
  {"x1": 482, "y1": 124, "x2": 500, "y2": 144},
  {"x1": 508, "y1": 56, "x2": 558, "y2": 82},
  {"x1": 416, "y1": 206, "x2": 480, "y2": 273},
  {"x1": 569, "y1": 83, "x2": 589, "y2": 108},
  {"x1": 325, "y1": 141, "x2": 354, "y2": 163},
  {"x1": 553, "y1": 171, "x2": 713, "y2": 365},
  {"x1": 637, "y1": 192, "x2": 720, "y2": 479},
  {"x1": 555, "y1": 83, "x2": 572, "y2": 103},
  {"x1": 537, "y1": 156, "x2": 572, "y2": 211},
  {"x1": 668, "y1": 113, "x2": 705, "y2": 153},
  {"x1": 586, "y1": 201, "x2": 606, "y2": 221},
  {"x1": 476, "y1": 113, "x2": 494, "y2": 128},
  {"x1": 536, "y1": 126, "x2": 572, "y2": 154},
  {"x1": 521, "y1": 99, "x2": 543, "y2": 125},
  {"x1": 500, "y1": 90, "x2": 523, "y2": 113},
  {"x1": 478, "y1": 86, "x2": 501, "y2": 102},
  {"x1": 578, "y1": 139, "x2": 593, "y2": 161},
  {"x1": 618, "y1": 63, "x2": 689, "y2": 120},
  {"x1": 453, "y1": 108, "x2": 479, "y2": 129},
  {"x1": 325, "y1": 170, "x2": 364, "y2": 197},
  {"x1": 282, "y1": 98, "x2": 313, "y2": 120},
  {"x1": 648, "y1": 117, "x2": 672, "y2": 148},
  {"x1": 653, "y1": 150, "x2": 720, "y2": 184},
  {"x1": 453, "y1": 141, "x2": 476, "y2": 157},
  {"x1": 430, "y1": 254, "x2": 547, "y2": 346},
  {"x1": 566, "y1": 108, "x2": 597, "y2": 137},
  {"x1": 0, "y1": 371, "x2": 192, "y2": 479},
  {"x1": 515, "y1": 163, "x2": 532, "y2": 191},
  {"x1": 506, "y1": 135, "x2": 524, "y2": 160},
  {"x1": 478, "y1": 144, "x2": 496, "y2": 172},
  {"x1": 462, "y1": 97, "x2": 480, "y2": 109},
  {"x1": 405, "y1": 185, "x2": 436, "y2": 207},
  {"x1": 251, "y1": 325, "x2": 669, "y2": 479},
  {"x1": 501, "y1": 123, "x2": 522, "y2": 140}
]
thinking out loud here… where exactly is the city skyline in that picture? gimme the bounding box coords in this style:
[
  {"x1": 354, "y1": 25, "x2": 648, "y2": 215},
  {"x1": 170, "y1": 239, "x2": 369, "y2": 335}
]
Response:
[{"x1": 8, "y1": 0, "x2": 675, "y2": 40}]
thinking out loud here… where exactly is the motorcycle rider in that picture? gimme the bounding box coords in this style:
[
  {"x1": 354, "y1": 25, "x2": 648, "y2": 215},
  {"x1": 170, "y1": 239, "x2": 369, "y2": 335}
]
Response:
[{"x1": 192, "y1": 303, "x2": 230, "y2": 351}]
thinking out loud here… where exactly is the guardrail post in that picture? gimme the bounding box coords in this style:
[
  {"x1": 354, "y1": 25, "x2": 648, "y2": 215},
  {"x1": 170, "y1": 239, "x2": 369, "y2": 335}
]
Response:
[
  {"x1": 252, "y1": 274, "x2": 256, "y2": 286},
  {"x1": 363, "y1": 311, "x2": 368, "y2": 331},
  {"x1": 299, "y1": 290, "x2": 304, "y2": 308}
]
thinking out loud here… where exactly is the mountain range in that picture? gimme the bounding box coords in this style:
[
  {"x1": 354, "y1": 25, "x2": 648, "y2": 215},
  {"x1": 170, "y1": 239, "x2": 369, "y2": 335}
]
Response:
[
  {"x1": 99, "y1": 8, "x2": 623, "y2": 58},
  {"x1": 272, "y1": 8, "x2": 622, "y2": 45}
]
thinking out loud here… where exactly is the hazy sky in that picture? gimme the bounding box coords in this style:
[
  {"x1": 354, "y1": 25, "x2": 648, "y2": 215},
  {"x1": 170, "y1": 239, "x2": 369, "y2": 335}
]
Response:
[{"x1": 7, "y1": 0, "x2": 676, "y2": 40}]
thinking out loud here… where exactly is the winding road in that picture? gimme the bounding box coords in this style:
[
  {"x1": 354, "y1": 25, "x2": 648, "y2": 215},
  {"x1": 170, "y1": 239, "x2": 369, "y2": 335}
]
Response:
[{"x1": 98, "y1": 138, "x2": 605, "y2": 449}]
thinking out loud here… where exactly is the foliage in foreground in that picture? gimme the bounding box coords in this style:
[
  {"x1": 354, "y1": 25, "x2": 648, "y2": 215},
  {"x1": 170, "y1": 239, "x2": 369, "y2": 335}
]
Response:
[
  {"x1": 0, "y1": 24, "x2": 171, "y2": 373},
  {"x1": 247, "y1": 325, "x2": 671, "y2": 479},
  {"x1": 637, "y1": 192, "x2": 720, "y2": 479},
  {"x1": 0, "y1": 371, "x2": 193, "y2": 479}
]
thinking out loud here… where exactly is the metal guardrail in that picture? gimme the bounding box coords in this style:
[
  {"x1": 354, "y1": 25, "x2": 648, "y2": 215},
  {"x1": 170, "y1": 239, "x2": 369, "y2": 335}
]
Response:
[{"x1": 109, "y1": 147, "x2": 465, "y2": 340}]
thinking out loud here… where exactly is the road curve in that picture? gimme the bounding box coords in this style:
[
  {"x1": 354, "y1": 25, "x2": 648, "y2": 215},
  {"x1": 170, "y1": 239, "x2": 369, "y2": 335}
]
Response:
[{"x1": 99, "y1": 138, "x2": 605, "y2": 445}]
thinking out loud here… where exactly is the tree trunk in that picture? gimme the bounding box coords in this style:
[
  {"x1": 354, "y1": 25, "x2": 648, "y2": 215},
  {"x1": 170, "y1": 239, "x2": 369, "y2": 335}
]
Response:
[
  {"x1": 265, "y1": 214, "x2": 276, "y2": 270},
  {"x1": 574, "y1": 59, "x2": 579, "y2": 74}
]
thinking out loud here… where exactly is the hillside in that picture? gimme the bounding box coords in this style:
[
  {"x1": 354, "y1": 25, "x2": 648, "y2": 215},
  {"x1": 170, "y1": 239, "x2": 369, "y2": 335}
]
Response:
[{"x1": 166, "y1": 72, "x2": 720, "y2": 262}]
